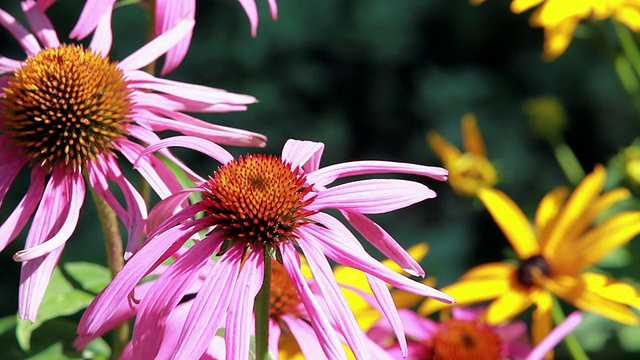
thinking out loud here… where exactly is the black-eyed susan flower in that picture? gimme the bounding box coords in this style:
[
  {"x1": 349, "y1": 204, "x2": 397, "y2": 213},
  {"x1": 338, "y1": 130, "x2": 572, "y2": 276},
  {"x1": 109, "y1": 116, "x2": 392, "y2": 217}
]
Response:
[{"x1": 419, "y1": 165, "x2": 640, "y2": 346}]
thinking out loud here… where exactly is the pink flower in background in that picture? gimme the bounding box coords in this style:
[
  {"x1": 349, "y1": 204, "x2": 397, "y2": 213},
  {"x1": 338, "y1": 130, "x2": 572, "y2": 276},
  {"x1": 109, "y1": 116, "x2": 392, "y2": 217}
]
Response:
[
  {"x1": 78, "y1": 138, "x2": 453, "y2": 359},
  {"x1": 40, "y1": 0, "x2": 278, "y2": 75},
  {"x1": 0, "y1": 0, "x2": 264, "y2": 321}
]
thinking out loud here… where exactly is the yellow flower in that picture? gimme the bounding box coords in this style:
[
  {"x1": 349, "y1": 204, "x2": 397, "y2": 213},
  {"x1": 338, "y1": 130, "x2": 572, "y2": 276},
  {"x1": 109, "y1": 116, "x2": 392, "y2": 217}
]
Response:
[
  {"x1": 473, "y1": 0, "x2": 640, "y2": 59},
  {"x1": 419, "y1": 165, "x2": 640, "y2": 346},
  {"x1": 427, "y1": 113, "x2": 498, "y2": 197}
]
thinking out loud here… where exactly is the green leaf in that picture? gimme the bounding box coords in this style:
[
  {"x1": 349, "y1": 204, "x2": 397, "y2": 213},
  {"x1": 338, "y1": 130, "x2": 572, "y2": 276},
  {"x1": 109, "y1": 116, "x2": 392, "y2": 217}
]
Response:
[
  {"x1": 62, "y1": 262, "x2": 111, "y2": 294},
  {"x1": 618, "y1": 324, "x2": 640, "y2": 352},
  {"x1": 16, "y1": 267, "x2": 95, "y2": 352},
  {"x1": 0, "y1": 315, "x2": 17, "y2": 336}
]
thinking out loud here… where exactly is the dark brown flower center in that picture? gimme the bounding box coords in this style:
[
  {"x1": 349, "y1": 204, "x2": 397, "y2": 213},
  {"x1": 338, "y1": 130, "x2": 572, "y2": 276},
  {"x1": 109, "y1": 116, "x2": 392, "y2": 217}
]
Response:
[
  {"x1": 201, "y1": 154, "x2": 315, "y2": 247},
  {"x1": 1, "y1": 44, "x2": 132, "y2": 172},
  {"x1": 516, "y1": 255, "x2": 551, "y2": 287},
  {"x1": 431, "y1": 319, "x2": 502, "y2": 360}
]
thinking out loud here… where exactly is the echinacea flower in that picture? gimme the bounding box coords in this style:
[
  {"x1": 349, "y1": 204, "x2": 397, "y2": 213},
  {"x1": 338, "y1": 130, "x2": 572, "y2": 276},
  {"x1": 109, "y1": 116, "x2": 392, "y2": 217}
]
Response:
[
  {"x1": 472, "y1": 0, "x2": 640, "y2": 59},
  {"x1": 368, "y1": 306, "x2": 530, "y2": 360},
  {"x1": 0, "y1": 1, "x2": 264, "y2": 321},
  {"x1": 78, "y1": 138, "x2": 454, "y2": 359},
  {"x1": 419, "y1": 165, "x2": 640, "y2": 345},
  {"x1": 427, "y1": 113, "x2": 497, "y2": 196},
  {"x1": 41, "y1": 0, "x2": 278, "y2": 75}
]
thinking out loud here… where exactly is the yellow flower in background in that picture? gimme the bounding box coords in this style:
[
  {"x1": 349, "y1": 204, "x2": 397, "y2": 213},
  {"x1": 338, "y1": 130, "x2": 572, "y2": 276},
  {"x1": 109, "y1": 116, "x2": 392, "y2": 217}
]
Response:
[
  {"x1": 428, "y1": 113, "x2": 498, "y2": 196},
  {"x1": 473, "y1": 0, "x2": 640, "y2": 59},
  {"x1": 419, "y1": 165, "x2": 640, "y2": 346}
]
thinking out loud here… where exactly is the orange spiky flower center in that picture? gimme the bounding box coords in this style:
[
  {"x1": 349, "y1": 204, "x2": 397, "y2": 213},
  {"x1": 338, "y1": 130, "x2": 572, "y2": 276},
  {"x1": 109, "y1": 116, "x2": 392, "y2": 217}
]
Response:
[
  {"x1": 201, "y1": 154, "x2": 316, "y2": 247},
  {"x1": 1, "y1": 44, "x2": 132, "y2": 172},
  {"x1": 430, "y1": 319, "x2": 502, "y2": 360},
  {"x1": 269, "y1": 259, "x2": 301, "y2": 318}
]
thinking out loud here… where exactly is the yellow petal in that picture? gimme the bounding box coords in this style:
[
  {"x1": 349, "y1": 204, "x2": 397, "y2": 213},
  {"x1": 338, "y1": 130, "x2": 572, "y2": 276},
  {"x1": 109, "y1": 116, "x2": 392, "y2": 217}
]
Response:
[
  {"x1": 485, "y1": 289, "x2": 534, "y2": 324},
  {"x1": 535, "y1": 186, "x2": 570, "y2": 239},
  {"x1": 531, "y1": 290, "x2": 553, "y2": 354},
  {"x1": 427, "y1": 131, "x2": 462, "y2": 164},
  {"x1": 541, "y1": 18, "x2": 580, "y2": 60},
  {"x1": 548, "y1": 274, "x2": 640, "y2": 325},
  {"x1": 531, "y1": 0, "x2": 591, "y2": 27},
  {"x1": 616, "y1": 6, "x2": 640, "y2": 31},
  {"x1": 581, "y1": 272, "x2": 640, "y2": 310},
  {"x1": 419, "y1": 263, "x2": 514, "y2": 315},
  {"x1": 461, "y1": 113, "x2": 486, "y2": 156},
  {"x1": 572, "y1": 211, "x2": 640, "y2": 269},
  {"x1": 541, "y1": 165, "x2": 606, "y2": 258},
  {"x1": 478, "y1": 188, "x2": 540, "y2": 259},
  {"x1": 511, "y1": 0, "x2": 545, "y2": 14},
  {"x1": 460, "y1": 262, "x2": 517, "y2": 280}
]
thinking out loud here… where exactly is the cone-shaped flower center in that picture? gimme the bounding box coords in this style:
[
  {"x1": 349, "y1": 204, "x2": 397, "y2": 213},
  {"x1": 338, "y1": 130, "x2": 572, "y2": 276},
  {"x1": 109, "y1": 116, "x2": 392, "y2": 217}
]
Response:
[
  {"x1": 202, "y1": 154, "x2": 315, "y2": 246},
  {"x1": 431, "y1": 319, "x2": 502, "y2": 360},
  {"x1": 1, "y1": 44, "x2": 131, "y2": 172},
  {"x1": 516, "y1": 255, "x2": 551, "y2": 287},
  {"x1": 269, "y1": 259, "x2": 301, "y2": 317}
]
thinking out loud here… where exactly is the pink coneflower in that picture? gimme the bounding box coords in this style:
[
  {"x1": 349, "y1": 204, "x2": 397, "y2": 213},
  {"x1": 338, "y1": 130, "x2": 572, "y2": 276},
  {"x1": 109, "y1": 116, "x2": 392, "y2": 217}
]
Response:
[
  {"x1": 78, "y1": 138, "x2": 454, "y2": 359},
  {"x1": 0, "y1": 1, "x2": 265, "y2": 321},
  {"x1": 41, "y1": 0, "x2": 278, "y2": 75}
]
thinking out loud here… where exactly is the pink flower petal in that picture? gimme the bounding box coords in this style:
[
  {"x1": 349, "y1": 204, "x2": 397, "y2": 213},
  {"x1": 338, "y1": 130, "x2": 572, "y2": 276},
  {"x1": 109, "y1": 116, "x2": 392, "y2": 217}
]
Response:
[
  {"x1": 0, "y1": 5, "x2": 41, "y2": 55},
  {"x1": 281, "y1": 242, "x2": 348, "y2": 360},
  {"x1": 268, "y1": 0, "x2": 278, "y2": 19},
  {"x1": 268, "y1": 318, "x2": 281, "y2": 358},
  {"x1": 366, "y1": 274, "x2": 407, "y2": 356},
  {"x1": 225, "y1": 248, "x2": 264, "y2": 360},
  {"x1": 282, "y1": 316, "x2": 329, "y2": 360},
  {"x1": 131, "y1": 91, "x2": 251, "y2": 113},
  {"x1": 13, "y1": 171, "x2": 85, "y2": 262},
  {"x1": 0, "y1": 147, "x2": 28, "y2": 207},
  {"x1": 526, "y1": 311, "x2": 582, "y2": 360},
  {"x1": 310, "y1": 179, "x2": 436, "y2": 214},
  {"x1": 281, "y1": 139, "x2": 325, "y2": 172},
  {"x1": 88, "y1": 3, "x2": 113, "y2": 56},
  {"x1": 78, "y1": 223, "x2": 200, "y2": 335},
  {"x1": 237, "y1": 0, "x2": 259, "y2": 37},
  {"x1": 19, "y1": 244, "x2": 64, "y2": 321},
  {"x1": 0, "y1": 57, "x2": 22, "y2": 74},
  {"x1": 147, "y1": 191, "x2": 200, "y2": 238},
  {"x1": 307, "y1": 160, "x2": 448, "y2": 187},
  {"x1": 173, "y1": 243, "x2": 244, "y2": 360},
  {"x1": 69, "y1": 0, "x2": 116, "y2": 40},
  {"x1": 155, "y1": 0, "x2": 196, "y2": 75},
  {"x1": 118, "y1": 19, "x2": 195, "y2": 72},
  {"x1": 131, "y1": 237, "x2": 219, "y2": 359},
  {"x1": 135, "y1": 136, "x2": 235, "y2": 168},
  {"x1": 36, "y1": 0, "x2": 55, "y2": 10},
  {"x1": 298, "y1": 239, "x2": 370, "y2": 358},
  {"x1": 21, "y1": 0, "x2": 59, "y2": 48},
  {"x1": 341, "y1": 210, "x2": 424, "y2": 276},
  {"x1": 0, "y1": 167, "x2": 45, "y2": 252}
]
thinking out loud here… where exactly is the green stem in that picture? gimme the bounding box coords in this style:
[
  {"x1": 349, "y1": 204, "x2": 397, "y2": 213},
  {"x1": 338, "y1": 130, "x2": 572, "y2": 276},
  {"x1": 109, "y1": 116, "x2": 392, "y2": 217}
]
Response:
[
  {"x1": 89, "y1": 188, "x2": 130, "y2": 360},
  {"x1": 551, "y1": 297, "x2": 589, "y2": 360},
  {"x1": 254, "y1": 249, "x2": 272, "y2": 360},
  {"x1": 613, "y1": 20, "x2": 640, "y2": 79},
  {"x1": 552, "y1": 141, "x2": 585, "y2": 185},
  {"x1": 612, "y1": 20, "x2": 640, "y2": 117}
]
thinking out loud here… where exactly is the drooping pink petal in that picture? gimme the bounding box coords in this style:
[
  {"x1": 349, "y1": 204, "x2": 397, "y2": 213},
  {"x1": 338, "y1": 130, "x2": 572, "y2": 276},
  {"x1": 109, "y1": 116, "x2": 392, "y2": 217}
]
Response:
[
  {"x1": 87, "y1": 158, "x2": 128, "y2": 225},
  {"x1": 281, "y1": 139, "x2": 325, "y2": 172},
  {"x1": 341, "y1": 210, "x2": 424, "y2": 276},
  {"x1": 36, "y1": 0, "x2": 55, "y2": 11},
  {"x1": 0, "y1": 166, "x2": 45, "y2": 252},
  {"x1": 526, "y1": 311, "x2": 582, "y2": 360},
  {"x1": 19, "y1": 244, "x2": 64, "y2": 321},
  {"x1": 268, "y1": 318, "x2": 282, "y2": 358},
  {"x1": 0, "y1": 147, "x2": 29, "y2": 207},
  {"x1": 396, "y1": 308, "x2": 438, "y2": 341},
  {"x1": 146, "y1": 191, "x2": 200, "y2": 238},
  {"x1": 307, "y1": 160, "x2": 449, "y2": 187},
  {"x1": 88, "y1": 3, "x2": 113, "y2": 56},
  {"x1": 237, "y1": 0, "x2": 259, "y2": 37},
  {"x1": 131, "y1": 236, "x2": 220, "y2": 359},
  {"x1": 155, "y1": 300, "x2": 197, "y2": 359},
  {"x1": 155, "y1": 0, "x2": 196, "y2": 75},
  {"x1": 267, "y1": 0, "x2": 278, "y2": 20},
  {"x1": 0, "y1": 5, "x2": 41, "y2": 56},
  {"x1": 131, "y1": 91, "x2": 251, "y2": 113},
  {"x1": 135, "y1": 136, "x2": 235, "y2": 167},
  {"x1": 69, "y1": 0, "x2": 116, "y2": 40},
  {"x1": 13, "y1": 171, "x2": 85, "y2": 262},
  {"x1": 366, "y1": 274, "x2": 408, "y2": 356},
  {"x1": 173, "y1": 243, "x2": 245, "y2": 360},
  {"x1": 21, "y1": 0, "x2": 59, "y2": 48},
  {"x1": 126, "y1": 70, "x2": 257, "y2": 105},
  {"x1": 298, "y1": 238, "x2": 370, "y2": 358},
  {"x1": 309, "y1": 179, "x2": 436, "y2": 214},
  {"x1": 0, "y1": 57, "x2": 22, "y2": 74},
  {"x1": 282, "y1": 316, "x2": 329, "y2": 360},
  {"x1": 281, "y1": 242, "x2": 348, "y2": 360},
  {"x1": 225, "y1": 248, "x2": 264, "y2": 360},
  {"x1": 78, "y1": 223, "x2": 200, "y2": 335},
  {"x1": 118, "y1": 19, "x2": 195, "y2": 72}
]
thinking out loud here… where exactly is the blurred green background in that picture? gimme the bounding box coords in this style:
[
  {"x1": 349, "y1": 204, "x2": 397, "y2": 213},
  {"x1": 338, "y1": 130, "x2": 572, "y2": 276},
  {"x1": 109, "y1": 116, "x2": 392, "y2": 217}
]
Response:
[{"x1": 1, "y1": 0, "x2": 639, "y2": 358}]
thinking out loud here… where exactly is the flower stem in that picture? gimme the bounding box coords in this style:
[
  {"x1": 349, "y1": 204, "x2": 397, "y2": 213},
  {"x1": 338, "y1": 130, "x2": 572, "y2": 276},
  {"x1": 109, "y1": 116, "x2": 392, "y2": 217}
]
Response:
[
  {"x1": 552, "y1": 141, "x2": 585, "y2": 185},
  {"x1": 612, "y1": 20, "x2": 640, "y2": 117},
  {"x1": 254, "y1": 249, "x2": 272, "y2": 360},
  {"x1": 551, "y1": 296, "x2": 589, "y2": 360},
  {"x1": 89, "y1": 188, "x2": 130, "y2": 359}
]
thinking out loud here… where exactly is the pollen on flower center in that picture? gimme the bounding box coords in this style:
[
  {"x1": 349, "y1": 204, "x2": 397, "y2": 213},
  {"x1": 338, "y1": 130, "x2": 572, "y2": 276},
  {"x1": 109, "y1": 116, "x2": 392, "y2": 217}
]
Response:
[
  {"x1": 269, "y1": 260, "x2": 301, "y2": 317},
  {"x1": 516, "y1": 255, "x2": 552, "y2": 287},
  {"x1": 1, "y1": 44, "x2": 132, "y2": 172},
  {"x1": 201, "y1": 154, "x2": 316, "y2": 245},
  {"x1": 431, "y1": 319, "x2": 502, "y2": 360}
]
